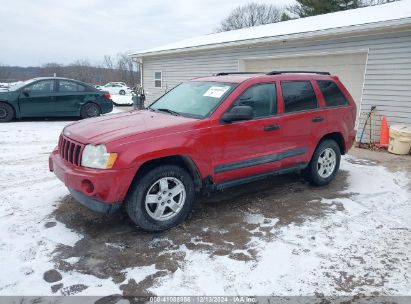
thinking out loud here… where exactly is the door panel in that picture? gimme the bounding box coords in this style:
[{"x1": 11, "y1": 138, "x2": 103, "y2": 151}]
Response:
[
  {"x1": 209, "y1": 82, "x2": 284, "y2": 183},
  {"x1": 19, "y1": 80, "x2": 56, "y2": 117},
  {"x1": 211, "y1": 117, "x2": 284, "y2": 183},
  {"x1": 55, "y1": 80, "x2": 87, "y2": 115},
  {"x1": 278, "y1": 80, "x2": 324, "y2": 168}
]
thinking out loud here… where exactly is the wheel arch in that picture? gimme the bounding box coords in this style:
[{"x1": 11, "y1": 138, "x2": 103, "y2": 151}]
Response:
[
  {"x1": 130, "y1": 154, "x2": 203, "y2": 192},
  {"x1": 0, "y1": 100, "x2": 18, "y2": 119},
  {"x1": 318, "y1": 132, "x2": 346, "y2": 155},
  {"x1": 81, "y1": 101, "x2": 101, "y2": 116}
]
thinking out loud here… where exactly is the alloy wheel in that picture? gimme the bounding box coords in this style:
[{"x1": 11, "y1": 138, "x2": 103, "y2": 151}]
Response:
[
  {"x1": 145, "y1": 177, "x2": 186, "y2": 221},
  {"x1": 317, "y1": 147, "x2": 337, "y2": 178}
]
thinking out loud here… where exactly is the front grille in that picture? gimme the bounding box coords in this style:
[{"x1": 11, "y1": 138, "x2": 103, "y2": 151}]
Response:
[{"x1": 58, "y1": 135, "x2": 85, "y2": 166}]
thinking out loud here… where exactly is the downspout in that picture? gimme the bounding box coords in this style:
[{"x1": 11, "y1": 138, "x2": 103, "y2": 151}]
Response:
[{"x1": 139, "y1": 58, "x2": 143, "y2": 87}]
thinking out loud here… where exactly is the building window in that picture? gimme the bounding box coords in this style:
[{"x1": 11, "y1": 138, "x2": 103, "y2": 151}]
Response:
[
  {"x1": 154, "y1": 71, "x2": 162, "y2": 88},
  {"x1": 281, "y1": 81, "x2": 318, "y2": 113}
]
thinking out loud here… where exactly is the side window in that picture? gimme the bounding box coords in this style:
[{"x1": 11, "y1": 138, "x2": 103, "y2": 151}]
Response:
[
  {"x1": 59, "y1": 80, "x2": 77, "y2": 92},
  {"x1": 77, "y1": 84, "x2": 86, "y2": 92},
  {"x1": 27, "y1": 80, "x2": 55, "y2": 93},
  {"x1": 281, "y1": 81, "x2": 318, "y2": 113},
  {"x1": 59, "y1": 80, "x2": 87, "y2": 92},
  {"x1": 317, "y1": 80, "x2": 348, "y2": 107},
  {"x1": 154, "y1": 72, "x2": 162, "y2": 88},
  {"x1": 233, "y1": 83, "x2": 277, "y2": 118}
]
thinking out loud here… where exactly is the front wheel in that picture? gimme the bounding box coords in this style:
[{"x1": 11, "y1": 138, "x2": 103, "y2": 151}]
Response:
[
  {"x1": 0, "y1": 102, "x2": 14, "y2": 122},
  {"x1": 304, "y1": 139, "x2": 341, "y2": 186},
  {"x1": 119, "y1": 90, "x2": 126, "y2": 95},
  {"x1": 80, "y1": 103, "x2": 101, "y2": 119},
  {"x1": 125, "y1": 165, "x2": 195, "y2": 232}
]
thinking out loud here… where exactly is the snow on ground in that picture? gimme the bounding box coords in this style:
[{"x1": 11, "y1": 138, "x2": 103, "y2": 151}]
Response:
[
  {"x1": 0, "y1": 117, "x2": 410, "y2": 296},
  {"x1": 0, "y1": 82, "x2": 22, "y2": 92},
  {"x1": 149, "y1": 159, "x2": 411, "y2": 296},
  {"x1": 0, "y1": 120, "x2": 121, "y2": 296},
  {"x1": 111, "y1": 94, "x2": 133, "y2": 105}
]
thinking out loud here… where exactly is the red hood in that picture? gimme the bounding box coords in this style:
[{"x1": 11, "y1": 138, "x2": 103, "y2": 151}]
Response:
[{"x1": 63, "y1": 110, "x2": 198, "y2": 144}]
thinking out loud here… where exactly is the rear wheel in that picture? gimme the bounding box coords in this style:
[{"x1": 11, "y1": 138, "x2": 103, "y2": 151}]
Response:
[
  {"x1": 80, "y1": 103, "x2": 101, "y2": 119},
  {"x1": 0, "y1": 102, "x2": 14, "y2": 122},
  {"x1": 304, "y1": 139, "x2": 341, "y2": 186},
  {"x1": 119, "y1": 90, "x2": 126, "y2": 95},
  {"x1": 125, "y1": 165, "x2": 195, "y2": 232}
]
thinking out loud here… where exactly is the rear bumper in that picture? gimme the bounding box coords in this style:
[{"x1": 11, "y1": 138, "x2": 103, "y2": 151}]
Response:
[
  {"x1": 102, "y1": 101, "x2": 114, "y2": 114},
  {"x1": 346, "y1": 129, "x2": 357, "y2": 152},
  {"x1": 49, "y1": 149, "x2": 136, "y2": 204}
]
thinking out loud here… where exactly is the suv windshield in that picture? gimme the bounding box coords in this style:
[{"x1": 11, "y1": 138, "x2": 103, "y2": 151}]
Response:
[{"x1": 149, "y1": 81, "x2": 235, "y2": 118}]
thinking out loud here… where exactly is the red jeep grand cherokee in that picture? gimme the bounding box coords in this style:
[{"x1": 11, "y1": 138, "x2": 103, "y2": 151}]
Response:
[{"x1": 49, "y1": 71, "x2": 356, "y2": 231}]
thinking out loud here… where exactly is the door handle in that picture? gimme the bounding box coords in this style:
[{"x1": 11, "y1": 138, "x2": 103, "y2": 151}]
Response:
[
  {"x1": 264, "y1": 125, "x2": 280, "y2": 131},
  {"x1": 312, "y1": 116, "x2": 324, "y2": 123}
]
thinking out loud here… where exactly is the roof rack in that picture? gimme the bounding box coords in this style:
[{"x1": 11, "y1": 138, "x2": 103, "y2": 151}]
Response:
[
  {"x1": 214, "y1": 71, "x2": 331, "y2": 76},
  {"x1": 266, "y1": 71, "x2": 330, "y2": 75},
  {"x1": 215, "y1": 72, "x2": 263, "y2": 76}
]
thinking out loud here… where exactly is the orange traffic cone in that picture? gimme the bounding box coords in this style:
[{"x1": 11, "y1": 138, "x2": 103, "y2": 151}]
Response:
[{"x1": 379, "y1": 116, "x2": 389, "y2": 147}]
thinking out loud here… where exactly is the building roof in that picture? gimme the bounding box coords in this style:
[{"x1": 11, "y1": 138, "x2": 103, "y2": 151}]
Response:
[{"x1": 132, "y1": 0, "x2": 411, "y2": 58}]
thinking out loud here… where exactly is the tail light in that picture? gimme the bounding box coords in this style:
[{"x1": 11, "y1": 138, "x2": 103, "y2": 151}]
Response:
[{"x1": 103, "y1": 93, "x2": 111, "y2": 100}]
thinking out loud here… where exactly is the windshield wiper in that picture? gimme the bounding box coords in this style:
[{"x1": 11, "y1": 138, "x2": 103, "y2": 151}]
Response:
[{"x1": 155, "y1": 108, "x2": 181, "y2": 116}]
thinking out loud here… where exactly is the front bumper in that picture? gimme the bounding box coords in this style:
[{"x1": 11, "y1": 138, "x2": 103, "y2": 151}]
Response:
[
  {"x1": 49, "y1": 149, "x2": 136, "y2": 207},
  {"x1": 69, "y1": 189, "x2": 121, "y2": 214}
]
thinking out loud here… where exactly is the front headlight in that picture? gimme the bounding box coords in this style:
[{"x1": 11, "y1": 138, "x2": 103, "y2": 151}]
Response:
[{"x1": 81, "y1": 144, "x2": 117, "y2": 169}]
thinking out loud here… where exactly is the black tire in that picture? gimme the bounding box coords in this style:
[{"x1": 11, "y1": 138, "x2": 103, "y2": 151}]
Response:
[
  {"x1": 125, "y1": 165, "x2": 195, "y2": 232},
  {"x1": 304, "y1": 139, "x2": 341, "y2": 186},
  {"x1": 0, "y1": 102, "x2": 14, "y2": 122},
  {"x1": 119, "y1": 90, "x2": 126, "y2": 95},
  {"x1": 80, "y1": 103, "x2": 101, "y2": 119}
]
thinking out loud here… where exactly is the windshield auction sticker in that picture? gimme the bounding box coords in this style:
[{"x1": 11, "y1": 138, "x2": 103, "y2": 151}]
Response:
[{"x1": 203, "y1": 86, "x2": 230, "y2": 98}]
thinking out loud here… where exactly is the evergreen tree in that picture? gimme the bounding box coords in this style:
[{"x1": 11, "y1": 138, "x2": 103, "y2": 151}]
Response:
[{"x1": 291, "y1": 0, "x2": 361, "y2": 17}]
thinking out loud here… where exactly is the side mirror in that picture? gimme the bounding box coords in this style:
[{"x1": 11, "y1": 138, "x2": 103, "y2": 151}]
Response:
[
  {"x1": 221, "y1": 105, "x2": 254, "y2": 123},
  {"x1": 22, "y1": 88, "x2": 30, "y2": 97}
]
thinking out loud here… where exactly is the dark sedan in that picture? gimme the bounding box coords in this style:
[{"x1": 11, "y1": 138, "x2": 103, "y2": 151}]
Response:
[{"x1": 0, "y1": 77, "x2": 113, "y2": 122}]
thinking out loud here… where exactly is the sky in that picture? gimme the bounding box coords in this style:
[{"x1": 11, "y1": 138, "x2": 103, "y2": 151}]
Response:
[{"x1": 0, "y1": 0, "x2": 294, "y2": 67}]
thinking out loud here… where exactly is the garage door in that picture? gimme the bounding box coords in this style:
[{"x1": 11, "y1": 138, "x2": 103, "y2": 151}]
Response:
[{"x1": 242, "y1": 52, "x2": 368, "y2": 112}]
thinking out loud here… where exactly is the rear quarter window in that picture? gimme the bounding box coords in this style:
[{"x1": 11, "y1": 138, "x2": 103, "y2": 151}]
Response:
[
  {"x1": 317, "y1": 80, "x2": 348, "y2": 107},
  {"x1": 281, "y1": 81, "x2": 318, "y2": 113}
]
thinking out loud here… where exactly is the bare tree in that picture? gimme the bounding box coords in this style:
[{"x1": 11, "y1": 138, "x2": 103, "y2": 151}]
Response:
[
  {"x1": 217, "y1": 2, "x2": 283, "y2": 32},
  {"x1": 0, "y1": 63, "x2": 10, "y2": 82},
  {"x1": 116, "y1": 53, "x2": 138, "y2": 86},
  {"x1": 2, "y1": 53, "x2": 139, "y2": 86},
  {"x1": 40, "y1": 63, "x2": 63, "y2": 77},
  {"x1": 66, "y1": 59, "x2": 94, "y2": 83}
]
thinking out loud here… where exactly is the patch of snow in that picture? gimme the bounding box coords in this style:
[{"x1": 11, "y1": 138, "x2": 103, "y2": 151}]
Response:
[
  {"x1": 244, "y1": 212, "x2": 279, "y2": 227},
  {"x1": 111, "y1": 94, "x2": 133, "y2": 105},
  {"x1": 105, "y1": 242, "x2": 127, "y2": 251},
  {"x1": 122, "y1": 264, "x2": 158, "y2": 285},
  {"x1": 63, "y1": 257, "x2": 80, "y2": 265}
]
